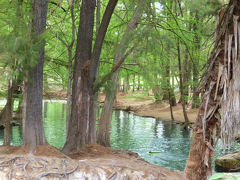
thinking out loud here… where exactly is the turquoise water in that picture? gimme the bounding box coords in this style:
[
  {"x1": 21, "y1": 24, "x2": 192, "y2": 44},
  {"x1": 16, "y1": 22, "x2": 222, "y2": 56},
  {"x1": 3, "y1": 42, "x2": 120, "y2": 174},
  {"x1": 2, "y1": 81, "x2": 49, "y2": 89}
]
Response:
[{"x1": 0, "y1": 101, "x2": 238, "y2": 171}]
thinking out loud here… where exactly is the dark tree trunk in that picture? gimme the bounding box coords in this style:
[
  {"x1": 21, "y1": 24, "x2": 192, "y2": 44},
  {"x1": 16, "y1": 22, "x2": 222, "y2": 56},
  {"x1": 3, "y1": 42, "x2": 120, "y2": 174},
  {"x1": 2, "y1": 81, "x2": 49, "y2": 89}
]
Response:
[
  {"x1": 123, "y1": 75, "x2": 130, "y2": 93},
  {"x1": 137, "y1": 75, "x2": 141, "y2": 90},
  {"x1": 63, "y1": 0, "x2": 96, "y2": 153},
  {"x1": 62, "y1": 0, "x2": 118, "y2": 154},
  {"x1": 23, "y1": 0, "x2": 48, "y2": 149}
]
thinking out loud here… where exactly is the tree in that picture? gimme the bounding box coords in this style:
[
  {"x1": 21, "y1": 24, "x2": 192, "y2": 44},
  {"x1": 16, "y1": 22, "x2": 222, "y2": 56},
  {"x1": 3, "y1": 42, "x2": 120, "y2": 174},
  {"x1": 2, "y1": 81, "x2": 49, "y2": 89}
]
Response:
[
  {"x1": 185, "y1": 0, "x2": 240, "y2": 179},
  {"x1": 62, "y1": 0, "x2": 118, "y2": 154},
  {"x1": 23, "y1": 0, "x2": 48, "y2": 149},
  {"x1": 97, "y1": 0, "x2": 145, "y2": 147}
]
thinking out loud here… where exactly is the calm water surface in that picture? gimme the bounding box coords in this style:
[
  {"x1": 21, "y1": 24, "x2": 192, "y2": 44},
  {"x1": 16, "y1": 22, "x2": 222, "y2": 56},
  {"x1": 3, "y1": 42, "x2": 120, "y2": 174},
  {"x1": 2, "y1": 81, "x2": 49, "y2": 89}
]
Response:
[{"x1": 0, "y1": 100, "x2": 238, "y2": 171}]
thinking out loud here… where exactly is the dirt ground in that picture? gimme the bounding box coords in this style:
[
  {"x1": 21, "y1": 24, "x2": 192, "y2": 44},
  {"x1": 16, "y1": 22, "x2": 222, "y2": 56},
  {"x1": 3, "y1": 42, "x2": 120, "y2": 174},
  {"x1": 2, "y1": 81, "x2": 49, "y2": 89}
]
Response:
[
  {"x1": 44, "y1": 88, "x2": 198, "y2": 123},
  {"x1": 0, "y1": 144, "x2": 185, "y2": 180},
  {"x1": 99, "y1": 92, "x2": 197, "y2": 123}
]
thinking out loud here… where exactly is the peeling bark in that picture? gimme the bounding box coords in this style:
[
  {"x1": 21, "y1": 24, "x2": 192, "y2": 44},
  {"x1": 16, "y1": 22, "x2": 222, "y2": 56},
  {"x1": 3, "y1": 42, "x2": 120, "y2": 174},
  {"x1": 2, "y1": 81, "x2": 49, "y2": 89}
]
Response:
[{"x1": 185, "y1": 1, "x2": 240, "y2": 179}]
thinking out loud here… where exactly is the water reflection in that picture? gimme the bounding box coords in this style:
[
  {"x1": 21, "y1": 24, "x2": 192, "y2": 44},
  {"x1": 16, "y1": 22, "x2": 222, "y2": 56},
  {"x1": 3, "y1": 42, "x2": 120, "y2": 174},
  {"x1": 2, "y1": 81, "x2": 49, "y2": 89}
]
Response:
[{"x1": 0, "y1": 101, "x2": 238, "y2": 171}]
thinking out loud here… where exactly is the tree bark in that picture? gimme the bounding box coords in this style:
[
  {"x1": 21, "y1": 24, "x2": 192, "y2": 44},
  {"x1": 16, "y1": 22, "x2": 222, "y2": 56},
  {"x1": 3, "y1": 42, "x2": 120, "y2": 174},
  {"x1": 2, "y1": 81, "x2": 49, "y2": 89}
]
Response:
[
  {"x1": 66, "y1": 0, "x2": 75, "y2": 136},
  {"x1": 62, "y1": 0, "x2": 118, "y2": 154},
  {"x1": 185, "y1": 1, "x2": 240, "y2": 179},
  {"x1": 97, "y1": 0, "x2": 144, "y2": 146},
  {"x1": 177, "y1": 40, "x2": 189, "y2": 125},
  {"x1": 23, "y1": 0, "x2": 48, "y2": 149}
]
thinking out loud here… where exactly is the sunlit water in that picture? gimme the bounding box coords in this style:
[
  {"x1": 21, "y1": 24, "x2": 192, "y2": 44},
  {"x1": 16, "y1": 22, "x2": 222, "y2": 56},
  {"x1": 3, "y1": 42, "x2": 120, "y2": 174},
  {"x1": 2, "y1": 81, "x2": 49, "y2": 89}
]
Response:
[{"x1": 0, "y1": 100, "x2": 238, "y2": 171}]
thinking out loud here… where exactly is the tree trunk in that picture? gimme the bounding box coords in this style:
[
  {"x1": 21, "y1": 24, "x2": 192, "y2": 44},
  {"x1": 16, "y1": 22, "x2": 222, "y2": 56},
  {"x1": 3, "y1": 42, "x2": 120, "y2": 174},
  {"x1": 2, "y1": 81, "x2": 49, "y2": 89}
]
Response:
[
  {"x1": 192, "y1": 11, "x2": 200, "y2": 109},
  {"x1": 185, "y1": 1, "x2": 240, "y2": 178},
  {"x1": 62, "y1": 0, "x2": 118, "y2": 154},
  {"x1": 66, "y1": 48, "x2": 73, "y2": 136},
  {"x1": 62, "y1": 0, "x2": 96, "y2": 153},
  {"x1": 167, "y1": 64, "x2": 177, "y2": 106},
  {"x1": 97, "y1": 70, "x2": 119, "y2": 146},
  {"x1": 123, "y1": 75, "x2": 130, "y2": 93},
  {"x1": 3, "y1": 80, "x2": 16, "y2": 145},
  {"x1": 23, "y1": 0, "x2": 48, "y2": 149},
  {"x1": 97, "y1": 0, "x2": 144, "y2": 146},
  {"x1": 137, "y1": 76, "x2": 141, "y2": 90},
  {"x1": 185, "y1": 83, "x2": 217, "y2": 179},
  {"x1": 177, "y1": 40, "x2": 189, "y2": 125},
  {"x1": 66, "y1": 0, "x2": 75, "y2": 136}
]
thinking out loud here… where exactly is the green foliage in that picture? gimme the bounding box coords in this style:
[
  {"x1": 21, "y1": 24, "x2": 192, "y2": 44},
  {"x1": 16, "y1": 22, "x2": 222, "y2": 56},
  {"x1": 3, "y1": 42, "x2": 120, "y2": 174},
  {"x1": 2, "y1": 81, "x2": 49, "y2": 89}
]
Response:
[
  {"x1": 0, "y1": 0, "x2": 220, "y2": 106},
  {"x1": 0, "y1": 0, "x2": 42, "y2": 79}
]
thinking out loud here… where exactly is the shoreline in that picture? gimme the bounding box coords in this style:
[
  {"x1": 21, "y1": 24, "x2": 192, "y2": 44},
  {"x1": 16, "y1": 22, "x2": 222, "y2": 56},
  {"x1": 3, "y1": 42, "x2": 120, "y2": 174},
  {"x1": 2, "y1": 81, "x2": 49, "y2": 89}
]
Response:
[{"x1": 99, "y1": 92, "x2": 198, "y2": 124}]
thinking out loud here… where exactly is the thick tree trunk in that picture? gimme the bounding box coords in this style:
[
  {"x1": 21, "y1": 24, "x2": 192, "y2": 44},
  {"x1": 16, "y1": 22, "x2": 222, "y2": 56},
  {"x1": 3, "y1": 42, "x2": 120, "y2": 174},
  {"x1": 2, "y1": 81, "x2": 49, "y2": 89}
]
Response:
[
  {"x1": 63, "y1": 0, "x2": 118, "y2": 154},
  {"x1": 185, "y1": 83, "x2": 217, "y2": 179},
  {"x1": 185, "y1": 1, "x2": 240, "y2": 178},
  {"x1": 23, "y1": 0, "x2": 48, "y2": 149},
  {"x1": 63, "y1": 0, "x2": 96, "y2": 153}
]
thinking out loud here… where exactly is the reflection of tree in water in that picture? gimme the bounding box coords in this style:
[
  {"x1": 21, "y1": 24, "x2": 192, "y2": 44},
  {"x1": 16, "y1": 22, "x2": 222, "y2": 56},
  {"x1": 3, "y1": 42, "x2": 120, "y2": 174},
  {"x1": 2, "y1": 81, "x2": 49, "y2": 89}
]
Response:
[
  {"x1": 162, "y1": 121, "x2": 175, "y2": 138},
  {"x1": 115, "y1": 110, "x2": 120, "y2": 135},
  {"x1": 153, "y1": 118, "x2": 160, "y2": 138},
  {"x1": 62, "y1": 103, "x2": 65, "y2": 120},
  {"x1": 182, "y1": 126, "x2": 190, "y2": 138},
  {"x1": 123, "y1": 111, "x2": 129, "y2": 132},
  {"x1": 44, "y1": 101, "x2": 48, "y2": 119},
  {"x1": 132, "y1": 114, "x2": 136, "y2": 132}
]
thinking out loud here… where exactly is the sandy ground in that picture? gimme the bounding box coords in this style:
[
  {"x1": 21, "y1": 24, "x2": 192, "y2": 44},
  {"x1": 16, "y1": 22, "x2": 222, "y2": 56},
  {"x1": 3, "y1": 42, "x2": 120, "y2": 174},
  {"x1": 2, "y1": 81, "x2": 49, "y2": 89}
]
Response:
[
  {"x1": 43, "y1": 89, "x2": 198, "y2": 123},
  {"x1": 99, "y1": 92, "x2": 198, "y2": 123},
  {"x1": 0, "y1": 144, "x2": 185, "y2": 180}
]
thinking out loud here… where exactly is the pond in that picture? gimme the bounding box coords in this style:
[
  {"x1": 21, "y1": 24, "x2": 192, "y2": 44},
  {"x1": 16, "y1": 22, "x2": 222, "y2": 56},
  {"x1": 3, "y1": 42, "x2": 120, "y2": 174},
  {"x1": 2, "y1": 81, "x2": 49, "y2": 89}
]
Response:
[{"x1": 0, "y1": 100, "x2": 238, "y2": 171}]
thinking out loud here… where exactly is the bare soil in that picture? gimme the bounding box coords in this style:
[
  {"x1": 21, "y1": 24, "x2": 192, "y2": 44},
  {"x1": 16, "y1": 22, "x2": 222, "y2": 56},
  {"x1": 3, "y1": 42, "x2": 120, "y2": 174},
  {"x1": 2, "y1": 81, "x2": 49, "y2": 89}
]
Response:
[
  {"x1": 99, "y1": 92, "x2": 197, "y2": 123},
  {"x1": 0, "y1": 144, "x2": 185, "y2": 179},
  {"x1": 44, "y1": 89, "x2": 198, "y2": 123}
]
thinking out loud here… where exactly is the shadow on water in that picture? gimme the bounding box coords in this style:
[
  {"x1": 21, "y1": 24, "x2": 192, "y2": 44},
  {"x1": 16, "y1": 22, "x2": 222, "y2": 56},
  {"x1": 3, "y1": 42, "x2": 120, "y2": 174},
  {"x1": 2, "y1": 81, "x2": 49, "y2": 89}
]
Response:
[{"x1": 0, "y1": 101, "x2": 239, "y2": 171}]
